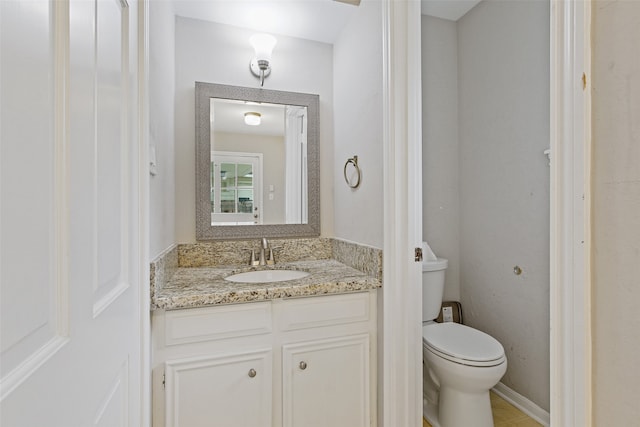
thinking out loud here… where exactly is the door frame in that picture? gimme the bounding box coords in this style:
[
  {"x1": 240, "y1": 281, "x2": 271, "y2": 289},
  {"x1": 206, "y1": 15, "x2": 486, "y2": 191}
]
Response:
[
  {"x1": 137, "y1": 1, "x2": 151, "y2": 426},
  {"x1": 381, "y1": 0, "x2": 423, "y2": 425},
  {"x1": 211, "y1": 151, "x2": 263, "y2": 225},
  {"x1": 549, "y1": 0, "x2": 592, "y2": 425},
  {"x1": 381, "y1": 0, "x2": 591, "y2": 425}
]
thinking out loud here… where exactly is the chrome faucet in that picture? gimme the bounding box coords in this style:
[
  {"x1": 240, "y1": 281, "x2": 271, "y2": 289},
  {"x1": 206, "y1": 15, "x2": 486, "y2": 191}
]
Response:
[
  {"x1": 249, "y1": 238, "x2": 276, "y2": 266},
  {"x1": 257, "y1": 238, "x2": 275, "y2": 266},
  {"x1": 259, "y1": 238, "x2": 268, "y2": 265}
]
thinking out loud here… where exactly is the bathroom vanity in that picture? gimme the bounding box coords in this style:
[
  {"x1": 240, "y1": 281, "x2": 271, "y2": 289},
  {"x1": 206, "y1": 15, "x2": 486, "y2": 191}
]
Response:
[{"x1": 150, "y1": 240, "x2": 381, "y2": 427}]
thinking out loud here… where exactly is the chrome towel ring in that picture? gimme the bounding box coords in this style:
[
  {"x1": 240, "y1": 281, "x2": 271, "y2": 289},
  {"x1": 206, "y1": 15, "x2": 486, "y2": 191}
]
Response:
[{"x1": 344, "y1": 155, "x2": 361, "y2": 189}]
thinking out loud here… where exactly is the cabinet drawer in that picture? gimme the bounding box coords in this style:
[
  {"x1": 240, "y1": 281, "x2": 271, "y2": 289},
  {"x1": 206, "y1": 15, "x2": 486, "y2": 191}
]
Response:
[
  {"x1": 165, "y1": 302, "x2": 272, "y2": 346},
  {"x1": 278, "y1": 292, "x2": 371, "y2": 331}
]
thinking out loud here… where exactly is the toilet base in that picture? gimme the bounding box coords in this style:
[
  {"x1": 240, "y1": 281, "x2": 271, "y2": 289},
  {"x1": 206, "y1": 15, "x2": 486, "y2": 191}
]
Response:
[
  {"x1": 440, "y1": 387, "x2": 494, "y2": 427},
  {"x1": 423, "y1": 388, "x2": 494, "y2": 427},
  {"x1": 423, "y1": 396, "x2": 441, "y2": 427}
]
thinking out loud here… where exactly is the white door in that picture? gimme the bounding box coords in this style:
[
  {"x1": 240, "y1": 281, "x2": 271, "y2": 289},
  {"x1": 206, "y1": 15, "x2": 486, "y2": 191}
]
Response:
[
  {"x1": 284, "y1": 105, "x2": 307, "y2": 224},
  {"x1": 211, "y1": 152, "x2": 262, "y2": 225},
  {"x1": 1, "y1": 1, "x2": 144, "y2": 426}
]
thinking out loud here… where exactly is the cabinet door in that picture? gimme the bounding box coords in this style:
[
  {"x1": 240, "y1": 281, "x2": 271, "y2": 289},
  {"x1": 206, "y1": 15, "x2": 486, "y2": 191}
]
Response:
[
  {"x1": 165, "y1": 349, "x2": 272, "y2": 427},
  {"x1": 282, "y1": 334, "x2": 370, "y2": 427}
]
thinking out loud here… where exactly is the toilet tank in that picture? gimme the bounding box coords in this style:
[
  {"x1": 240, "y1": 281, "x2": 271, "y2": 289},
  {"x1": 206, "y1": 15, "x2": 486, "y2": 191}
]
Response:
[{"x1": 422, "y1": 258, "x2": 448, "y2": 322}]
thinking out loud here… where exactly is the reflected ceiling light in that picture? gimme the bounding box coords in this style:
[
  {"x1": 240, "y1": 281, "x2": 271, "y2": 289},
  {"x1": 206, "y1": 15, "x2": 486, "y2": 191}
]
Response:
[
  {"x1": 249, "y1": 33, "x2": 277, "y2": 87},
  {"x1": 244, "y1": 112, "x2": 262, "y2": 126}
]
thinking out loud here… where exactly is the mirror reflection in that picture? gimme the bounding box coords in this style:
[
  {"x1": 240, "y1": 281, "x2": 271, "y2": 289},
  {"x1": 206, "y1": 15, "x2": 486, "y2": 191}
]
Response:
[
  {"x1": 210, "y1": 98, "x2": 308, "y2": 226},
  {"x1": 195, "y1": 82, "x2": 320, "y2": 240}
]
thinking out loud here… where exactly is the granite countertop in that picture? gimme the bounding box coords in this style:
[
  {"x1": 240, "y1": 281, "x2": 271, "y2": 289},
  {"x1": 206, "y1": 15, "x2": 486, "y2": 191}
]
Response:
[{"x1": 152, "y1": 259, "x2": 381, "y2": 311}]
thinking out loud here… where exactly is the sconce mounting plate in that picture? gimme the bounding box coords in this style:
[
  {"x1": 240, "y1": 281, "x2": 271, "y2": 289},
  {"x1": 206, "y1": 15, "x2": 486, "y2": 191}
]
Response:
[{"x1": 250, "y1": 58, "x2": 271, "y2": 78}]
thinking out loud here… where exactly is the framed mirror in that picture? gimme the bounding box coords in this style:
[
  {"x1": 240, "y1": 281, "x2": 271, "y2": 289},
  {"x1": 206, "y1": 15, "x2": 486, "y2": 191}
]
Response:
[{"x1": 195, "y1": 82, "x2": 320, "y2": 240}]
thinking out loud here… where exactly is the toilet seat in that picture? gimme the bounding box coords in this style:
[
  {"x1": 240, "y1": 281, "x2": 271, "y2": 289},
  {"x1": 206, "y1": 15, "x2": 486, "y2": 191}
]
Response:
[{"x1": 422, "y1": 322, "x2": 505, "y2": 367}]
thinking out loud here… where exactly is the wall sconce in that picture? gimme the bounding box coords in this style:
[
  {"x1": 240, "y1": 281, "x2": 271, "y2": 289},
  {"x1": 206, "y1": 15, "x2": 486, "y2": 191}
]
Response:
[
  {"x1": 249, "y1": 33, "x2": 277, "y2": 87},
  {"x1": 244, "y1": 112, "x2": 261, "y2": 126}
]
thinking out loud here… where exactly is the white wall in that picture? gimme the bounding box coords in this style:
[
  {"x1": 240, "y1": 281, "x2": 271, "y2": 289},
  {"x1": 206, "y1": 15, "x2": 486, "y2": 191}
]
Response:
[
  {"x1": 457, "y1": 0, "x2": 550, "y2": 411},
  {"x1": 421, "y1": 15, "x2": 460, "y2": 301},
  {"x1": 149, "y1": 1, "x2": 176, "y2": 259},
  {"x1": 174, "y1": 17, "x2": 334, "y2": 243},
  {"x1": 592, "y1": 1, "x2": 640, "y2": 423},
  {"x1": 332, "y1": 0, "x2": 384, "y2": 249}
]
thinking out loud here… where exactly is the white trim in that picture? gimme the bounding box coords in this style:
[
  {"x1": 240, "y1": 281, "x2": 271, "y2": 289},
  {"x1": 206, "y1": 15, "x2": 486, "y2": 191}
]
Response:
[
  {"x1": 549, "y1": 0, "x2": 592, "y2": 426},
  {"x1": 54, "y1": 0, "x2": 70, "y2": 340},
  {"x1": 0, "y1": 336, "x2": 69, "y2": 402},
  {"x1": 493, "y1": 382, "x2": 550, "y2": 427},
  {"x1": 382, "y1": 0, "x2": 423, "y2": 426},
  {"x1": 93, "y1": 281, "x2": 130, "y2": 318},
  {"x1": 137, "y1": 1, "x2": 151, "y2": 426},
  {"x1": 93, "y1": 359, "x2": 129, "y2": 426}
]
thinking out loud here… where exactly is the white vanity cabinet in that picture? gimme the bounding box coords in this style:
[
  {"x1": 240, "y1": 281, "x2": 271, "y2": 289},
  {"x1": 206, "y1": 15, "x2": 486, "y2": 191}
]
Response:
[{"x1": 152, "y1": 291, "x2": 377, "y2": 427}]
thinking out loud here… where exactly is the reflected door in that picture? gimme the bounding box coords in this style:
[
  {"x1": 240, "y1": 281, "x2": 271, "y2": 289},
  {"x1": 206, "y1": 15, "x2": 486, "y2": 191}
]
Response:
[{"x1": 211, "y1": 153, "x2": 262, "y2": 225}]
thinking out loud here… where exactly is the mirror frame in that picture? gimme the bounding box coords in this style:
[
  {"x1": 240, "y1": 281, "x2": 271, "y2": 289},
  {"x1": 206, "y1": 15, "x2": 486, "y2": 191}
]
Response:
[{"x1": 195, "y1": 82, "x2": 320, "y2": 240}]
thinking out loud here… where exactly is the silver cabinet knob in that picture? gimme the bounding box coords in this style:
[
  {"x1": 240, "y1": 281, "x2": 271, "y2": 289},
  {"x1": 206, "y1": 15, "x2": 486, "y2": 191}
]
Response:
[
  {"x1": 299, "y1": 361, "x2": 307, "y2": 370},
  {"x1": 248, "y1": 368, "x2": 257, "y2": 378}
]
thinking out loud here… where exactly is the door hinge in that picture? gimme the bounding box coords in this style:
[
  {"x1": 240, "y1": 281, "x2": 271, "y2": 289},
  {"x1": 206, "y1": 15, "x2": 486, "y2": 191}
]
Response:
[
  {"x1": 162, "y1": 373, "x2": 166, "y2": 390},
  {"x1": 415, "y1": 247, "x2": 423, "y2": 262}
]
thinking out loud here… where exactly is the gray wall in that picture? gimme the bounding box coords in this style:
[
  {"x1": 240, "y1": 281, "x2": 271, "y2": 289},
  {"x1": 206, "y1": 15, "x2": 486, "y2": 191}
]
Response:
[
  {"x1": 149, "y1": 1, "x2": 176, "y2": 259},
  {"x1": 422, "y1": 0, "x2": 550, "y2": 411},
  {"x1": 421, "y1": 15, "x2": 461, "y2": 302},
  {"x1": 333, "y1": 0, "x2": 384, "y2": 249},
  {"x1": 457, "y1": 0, "x2": 550, "y2": 410},
  {"x1": 173, "y1": 17, "x2": 334, "y2": 243},
  {"x1": 592, "y1": 1, "x2": 640, "y2": 423}
]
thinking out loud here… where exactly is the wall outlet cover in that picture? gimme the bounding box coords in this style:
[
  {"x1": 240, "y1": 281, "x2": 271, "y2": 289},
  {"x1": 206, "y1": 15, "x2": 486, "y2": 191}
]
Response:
[{"x1": 442, "y1": 306, "x2": 454, "y2": 322}]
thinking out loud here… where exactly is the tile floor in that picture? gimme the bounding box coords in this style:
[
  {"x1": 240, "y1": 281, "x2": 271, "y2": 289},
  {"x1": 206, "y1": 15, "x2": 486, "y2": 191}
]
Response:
[{"x1": 423, "y1": 391, "x2": 543, "y2": 427}]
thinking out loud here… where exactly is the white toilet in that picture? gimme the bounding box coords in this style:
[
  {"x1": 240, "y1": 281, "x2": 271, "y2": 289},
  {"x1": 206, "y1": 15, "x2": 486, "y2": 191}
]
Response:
[{"x1": 422, "y1": 256, "x2": 507, "y2": 427}]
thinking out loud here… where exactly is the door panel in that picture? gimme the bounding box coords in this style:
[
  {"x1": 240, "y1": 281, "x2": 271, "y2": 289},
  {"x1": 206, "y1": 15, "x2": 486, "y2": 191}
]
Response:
[
  {"x1": 0, "y1": 0, "x2": 143, "y2": 425},
  {"x1": 94, "y1": 0, "x2": 130, "y2": 317},
  {"x1": 165, "y1": 350, "x2": 272, "y2": 427},
  {"x1": 0, "y1": 0, "x2": 66, "y2": 399}
]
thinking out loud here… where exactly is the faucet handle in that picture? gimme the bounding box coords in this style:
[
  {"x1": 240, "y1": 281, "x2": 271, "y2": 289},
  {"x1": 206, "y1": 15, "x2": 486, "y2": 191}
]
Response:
[
  {"x1": 266, "y1": 246, "x2": 283, "y2": 265},
  {"x1": 249, "y1": 250, "x2": 259, "y2": 266}
]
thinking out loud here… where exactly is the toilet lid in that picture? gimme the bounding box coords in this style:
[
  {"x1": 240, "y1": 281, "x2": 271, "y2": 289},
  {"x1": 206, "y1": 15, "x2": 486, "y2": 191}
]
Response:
[{"x1": 422, "y1": 322, "x2": 505, "y2": 365}]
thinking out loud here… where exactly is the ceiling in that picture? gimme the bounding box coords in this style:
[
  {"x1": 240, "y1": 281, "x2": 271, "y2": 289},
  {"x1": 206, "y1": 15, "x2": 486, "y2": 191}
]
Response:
[
  {"x1": 421, "y1": 0, "x2": 482, "y2": 21},
  {"x1": 171, "y1": 0, "x2": 482, "y2": 45},
  {"x1": 171, "y1": 0, "x2": 358, "y2": 44},
  {"x1": 212, "y1": 99, "x2": 285, "y2": 137}
]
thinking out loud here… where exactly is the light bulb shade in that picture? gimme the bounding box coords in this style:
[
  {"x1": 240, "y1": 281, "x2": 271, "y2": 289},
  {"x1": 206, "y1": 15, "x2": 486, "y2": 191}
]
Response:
[
  {"x1": 250, "y1": 33, "x2": 277, "y2": 63},
  {"x1": 244, "y1": 112, "x2": 261, "y2": 126}
]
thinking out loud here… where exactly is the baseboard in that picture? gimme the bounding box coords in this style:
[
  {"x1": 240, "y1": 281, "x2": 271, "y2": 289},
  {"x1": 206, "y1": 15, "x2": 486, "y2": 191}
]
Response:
[{"x1": 492, "y1": 382, "x2": 550, "y2": 426}]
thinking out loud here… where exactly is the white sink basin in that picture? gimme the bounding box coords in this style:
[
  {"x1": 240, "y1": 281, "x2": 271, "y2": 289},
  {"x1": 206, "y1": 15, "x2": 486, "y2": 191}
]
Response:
[{"x1": 224, "y1": 269, "x2": 310, "y2": 283}]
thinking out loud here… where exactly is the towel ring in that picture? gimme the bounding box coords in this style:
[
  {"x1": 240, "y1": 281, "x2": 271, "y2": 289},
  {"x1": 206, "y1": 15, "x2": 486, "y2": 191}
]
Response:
[{"x1": 343, "y1": 155, "x2": 361, "y2": 189}]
